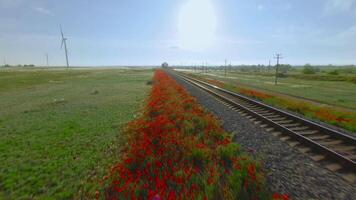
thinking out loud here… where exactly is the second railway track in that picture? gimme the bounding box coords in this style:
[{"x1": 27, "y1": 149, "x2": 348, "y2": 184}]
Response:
[{"x1": 174, "y1": 71, "x2": 356, "y2": 183}]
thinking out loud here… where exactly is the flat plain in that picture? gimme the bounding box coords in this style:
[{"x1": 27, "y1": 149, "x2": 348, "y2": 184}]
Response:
[{"x1": 0, "y1": 68, "x2": 153, "y2": 199}]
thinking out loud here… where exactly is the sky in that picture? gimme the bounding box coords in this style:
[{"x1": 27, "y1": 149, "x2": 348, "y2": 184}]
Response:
[{"x1": 0, "y1": 0, "x2": 356, "y2": 66}]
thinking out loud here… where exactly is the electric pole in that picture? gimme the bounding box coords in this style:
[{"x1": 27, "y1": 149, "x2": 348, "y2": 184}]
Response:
[
  {"x1": 274, "y1": 54, "x2": 283, "y2": 85},
  {"x1": 224, "y1": 59, "x2": 227, "y2": 77},
  {"x1": 205, "y1": 61, "x2": 208, "y2": 73},
  {"x1": 268, "y1": 60, "x2": 271, "y2": 72}
]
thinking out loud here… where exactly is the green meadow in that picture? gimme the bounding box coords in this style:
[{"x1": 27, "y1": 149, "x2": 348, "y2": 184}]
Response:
[
  {"x1": 0, "y1": 68, "x2": 153, "y2": 199},
  {"x1": 192, "y1": 69, "x2": 356, "y2": 110},
  {"x1": 183, "y1": 67, "x2": 356, "y2": 132}
]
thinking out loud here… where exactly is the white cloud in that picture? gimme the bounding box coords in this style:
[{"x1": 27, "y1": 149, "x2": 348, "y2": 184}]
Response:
[
  {"x1": 34, "y1": 7, "x2": 53, "y2": 16},
  {"x1": 324, "y1": 0, "x2": 355, "y2": 14}
]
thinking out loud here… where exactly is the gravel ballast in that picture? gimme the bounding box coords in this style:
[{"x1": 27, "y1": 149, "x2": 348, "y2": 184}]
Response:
[{"x1": 168, "y1": 71, "x2": 356, "y2": 200}]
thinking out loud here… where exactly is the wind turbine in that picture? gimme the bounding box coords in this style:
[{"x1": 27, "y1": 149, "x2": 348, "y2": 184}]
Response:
[{"x1": 60, "y1": 25, "x2": 69, "y2": 68}]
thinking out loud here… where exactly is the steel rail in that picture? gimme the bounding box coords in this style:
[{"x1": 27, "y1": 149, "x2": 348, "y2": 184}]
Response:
[{"x1": 175, "y1": 71, "x2": 356, "y2": 172}]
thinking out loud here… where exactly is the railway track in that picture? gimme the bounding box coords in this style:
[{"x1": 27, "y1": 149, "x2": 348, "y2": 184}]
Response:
[{"x1": 174, "y1": 71, "x2": 356, "y2": 182}]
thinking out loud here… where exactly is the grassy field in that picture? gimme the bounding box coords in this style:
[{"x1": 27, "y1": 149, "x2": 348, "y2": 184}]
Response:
[
  {"x1": 181, "y1": 69, "x2": 356, "y2": 132},
  {"x1": 190, "y1": 70, "x2": 356, "y2": 110},
  {"x1": 0, "y1": 68, "x2": 153, "y2": 199}
]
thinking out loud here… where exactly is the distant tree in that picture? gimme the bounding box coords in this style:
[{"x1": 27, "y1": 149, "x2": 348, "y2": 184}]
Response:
[
  {"x1": 279, "y1": 64, "x2": 292, "y2": 74},
  {"x1": 338, "y1": 66, "x2": 356, "y2": 74},
  {"x1": 302, "y1": 64, "x2": 318, "y2": 74},
  {"x1": 161, "y1": 62, "x2": 169, "y2": 68}
]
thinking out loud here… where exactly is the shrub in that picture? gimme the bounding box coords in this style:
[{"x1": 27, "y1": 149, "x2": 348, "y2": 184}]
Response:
[
  {"x1": 302, "y1": 64, "x2": 318, "y2": 74},
  {"x1": 277, "y1": 72, "x2": 287, "y2": 78},
  {"x1": 349, "y1": 77, "x2": 356, "y2": 84},
  {"x1": 328, "y1": 70, "x2": 339, "y2": 75}
]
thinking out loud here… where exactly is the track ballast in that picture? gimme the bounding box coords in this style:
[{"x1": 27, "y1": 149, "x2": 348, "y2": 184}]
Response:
[{"x1": 175, "y1": 71, "x2": 356, "y2": 182}]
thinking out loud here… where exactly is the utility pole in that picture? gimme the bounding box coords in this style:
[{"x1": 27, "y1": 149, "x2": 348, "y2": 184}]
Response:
[
  {"x1": 46, "y1": 54, "x2": 49, "y2": 67},
  {"x1": 268, "y1": 60, "x2": 271, "y2": 72},
  {"x1": 274, "y1": 54, "x2": 283, "y2": 85},
  {"x1": 224, "y1": 59, "x2": 227, "y2": 77},
  {"x1": 205, "y1": 61, "x2": 208, "y2": 73},
  {"x1": 3, "y1": 57, "x2": 6, "y2": 66}
]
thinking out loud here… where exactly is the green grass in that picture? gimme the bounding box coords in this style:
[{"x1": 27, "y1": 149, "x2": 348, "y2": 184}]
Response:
[
  {"x1": 193, "y1": 70, "x2": 356, "y2": 110},
  {"x1": 184, "y1": 70, "x2": 356, "y2": 132},
  {"x1": 0, "y1": 68, "x2": 153, "y2": 199}
]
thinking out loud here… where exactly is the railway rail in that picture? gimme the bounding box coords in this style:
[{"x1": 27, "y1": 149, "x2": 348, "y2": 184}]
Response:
[{"x1": 174, "y1": 71, "x2": 356, "y2": 182}]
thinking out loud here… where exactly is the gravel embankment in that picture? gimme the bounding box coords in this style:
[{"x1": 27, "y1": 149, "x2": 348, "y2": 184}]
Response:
[{"x1": 168, "y1": 71, "x2": 356, "y2": 200}]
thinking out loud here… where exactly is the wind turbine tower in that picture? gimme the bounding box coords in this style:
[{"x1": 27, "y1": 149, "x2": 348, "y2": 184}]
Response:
[
  {"x1": 46, "y1": 53, "x2": 49, "y2": 67},
  {"x1": 60, "y1": 25, "x2": 69, "y2": 68}
]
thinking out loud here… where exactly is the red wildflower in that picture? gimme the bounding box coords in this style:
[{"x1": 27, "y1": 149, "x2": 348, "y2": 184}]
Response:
[
  {"x1": 240, "y1": 89, "x2": 273, "y2": 99},
  {"x1": 103, "y1": 70, "x2": 273, "y2": 200},
  {"x1": 272, "y1": 193, "x2": 290, "y2": 200}
]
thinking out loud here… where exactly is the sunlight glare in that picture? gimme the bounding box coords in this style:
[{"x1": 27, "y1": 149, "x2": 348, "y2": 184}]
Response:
[{"x1": 178, "y1": 0, "x2": 217, "y2": 51}]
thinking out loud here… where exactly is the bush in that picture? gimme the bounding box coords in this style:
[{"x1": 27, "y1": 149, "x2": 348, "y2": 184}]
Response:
[
  {"x1": 277, "y1": 72, "x2": 287, "y2": 78},
  {"x1": 349, "y1": 77, "x2": 356, "y2": 84},
  {"x1": 328, "y1": 70, "x2": 339, "y2": 75},
  {"x1": 302, "y1": 64, "x2": 318, "y2": 74}
]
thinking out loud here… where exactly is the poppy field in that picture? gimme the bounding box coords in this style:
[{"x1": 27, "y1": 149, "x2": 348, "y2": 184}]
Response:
[{"x1": 100, "y1": 70, "x2": 287, "y2": 199}]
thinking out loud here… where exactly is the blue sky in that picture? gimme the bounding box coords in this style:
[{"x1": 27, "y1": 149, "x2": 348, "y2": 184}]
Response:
[{"x1": 0, "y1": 0, "x2": 356, "y2": 66}]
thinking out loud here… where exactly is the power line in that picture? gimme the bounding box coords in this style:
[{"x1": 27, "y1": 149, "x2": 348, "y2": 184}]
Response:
[{"x1": 274, "y1": 53, "x2": 283, "y2": 85}]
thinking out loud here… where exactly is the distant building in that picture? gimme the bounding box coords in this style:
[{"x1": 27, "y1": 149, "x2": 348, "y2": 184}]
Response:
[{"x1": 161, "y1": 62, "x2": 169, "y2": 68}]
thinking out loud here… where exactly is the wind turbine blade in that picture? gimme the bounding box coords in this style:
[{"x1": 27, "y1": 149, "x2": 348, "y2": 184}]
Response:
[
  {"x1": 59, "y1": 24, "x2": 65, "y2": 49},
  {"x1": 59, "y1": 24, "x2": 64, "y2": 39},
  {"x1": 61, "y1": 39, "x2": 64, "y2": 49}
]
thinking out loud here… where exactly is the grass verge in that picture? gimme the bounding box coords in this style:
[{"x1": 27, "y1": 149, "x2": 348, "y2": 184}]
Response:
[
  {"x1": 102, "y1": 70, "x2": 288, "y2": 199},
  {"x1": 193, "y1": 70, "x2": 356, "y2": 110},
  {"x1": 188, "y1": 73, "x2": 356, "y2": 133}
]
